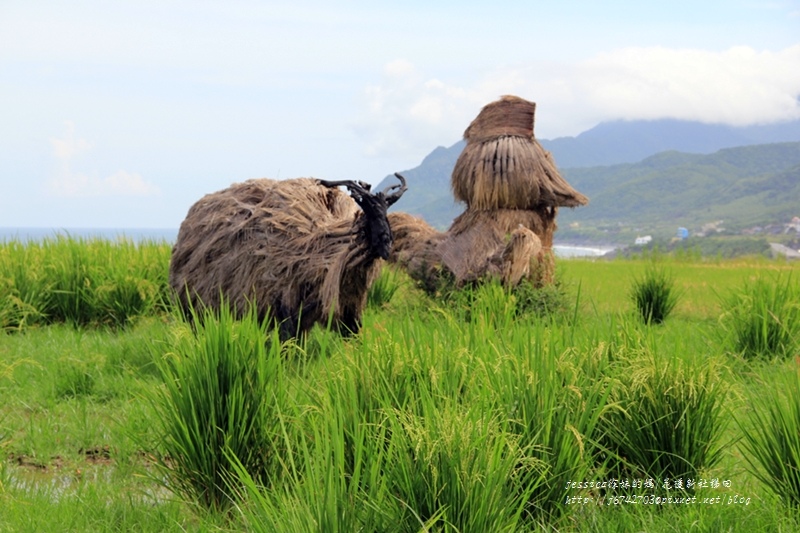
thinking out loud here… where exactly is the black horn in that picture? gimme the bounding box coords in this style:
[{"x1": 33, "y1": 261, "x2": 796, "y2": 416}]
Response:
[
  {"x1": 318, "y1": 179, "x2": 374, "y2": 205},
  {"x1": 382, "y1": 173, "x2": 407, "y2": 207},
  {"x1": 317, "y1": 179, "x2": 372, "y2": 191}
]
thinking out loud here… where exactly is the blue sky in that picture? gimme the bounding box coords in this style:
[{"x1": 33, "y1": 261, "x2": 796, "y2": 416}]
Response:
[{"x1": 1, "y1": 0, "x2": 799, "y2": 228}]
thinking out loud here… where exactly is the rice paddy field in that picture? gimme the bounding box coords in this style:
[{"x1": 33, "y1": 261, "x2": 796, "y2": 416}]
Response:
[{"x1": 1, "y1": 237, "x2": 800, "y2": 532}]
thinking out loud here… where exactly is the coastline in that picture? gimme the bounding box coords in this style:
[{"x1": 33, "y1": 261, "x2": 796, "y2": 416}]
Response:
[
  {"x1": 553, "y1": 243, "x2": 616, "y2": 258},
  {"x1": 2, "y1": 228, "x2": 616, "y2": 258}
]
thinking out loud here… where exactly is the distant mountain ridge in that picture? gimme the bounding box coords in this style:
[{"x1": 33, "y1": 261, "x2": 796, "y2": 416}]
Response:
[
  {"x1": 542, "y1": 118, "x2": 800, "y2": 167},
  {"x1": 377, "y1": 118, "x2": 800, "y2": 231},
  {"x1": 556, "y1": 142, "x2": 800, "y2": 238}
]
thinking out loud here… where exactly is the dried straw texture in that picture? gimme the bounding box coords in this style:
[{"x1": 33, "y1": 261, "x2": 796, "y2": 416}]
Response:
[
  {"x1": 500, "y1": 227, "x2": 543, "y2": 286},
  {"x1": 387, "y1": 212, "x2": 448, "y2": 294},
  {"x1": 463, "y1": 95, "x2": 537, "y2": 141},
  {"x1": 169, "y1": 178, "x2": 383, "y2": 338},
  {"x1": 452, "y1": 96, "x2": 588, "y2": 210},
  {"x1": 452, "y1": 137, "x2": 588, "y2": 209},
  {"x1": 441, "y1": 209, "x2": 552, "y2": 286},
  {"x1": 388, "y1": 210, "x2": 551, "y2": 290},
  {"x1": 388, "y1": 97, "x2": 583, "y2": 290}
]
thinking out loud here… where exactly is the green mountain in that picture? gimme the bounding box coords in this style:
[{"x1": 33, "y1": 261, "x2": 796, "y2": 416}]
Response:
[
  {"x1": 382, "y1": 144, "x2": 464, "y2": 229},
  {"x1": 557, "y1": 142, "x2": 800, "y2": 238},
  {"x1": 382, "y1": 141, "x2": 800, "y2": 243},
  {"x1": 378, "y1": 118, "x2": 800, "y2": 236}
]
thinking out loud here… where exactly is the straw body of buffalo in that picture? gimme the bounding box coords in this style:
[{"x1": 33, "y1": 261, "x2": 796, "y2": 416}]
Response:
[
  {"x1": 388, "y1": 211, "x2": 546, "y2": 293},
  {"x1": 169, "y1": 174, "x2": 406, "y2": 338}
]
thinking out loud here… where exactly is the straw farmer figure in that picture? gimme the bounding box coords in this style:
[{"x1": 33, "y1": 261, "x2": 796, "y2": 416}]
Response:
[{"x1": 389, "y1": 95, "x2": 588, "y2": 290}]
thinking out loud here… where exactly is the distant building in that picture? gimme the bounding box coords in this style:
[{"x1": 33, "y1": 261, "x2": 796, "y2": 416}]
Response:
[
  {"x1": 635, "y1": 235, "x2": 652, "y2": 245},
  {"x1": 698, "y1": 220, "x2": 725, "y2": 237},
  {"x1": 677, "y1": 227, "x2": 689, "y2": 239}
]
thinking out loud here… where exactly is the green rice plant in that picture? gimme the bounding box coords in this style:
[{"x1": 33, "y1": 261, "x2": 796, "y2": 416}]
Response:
[
  {"x1": 361, "y1": 308, "x2": 475, "y2": 416},
  {"x1": 384, "y1": 401, "x2": 530, "y2": 532},
  {"x1": 487, "y1": 331, "x2": 612, "y2": 523},
  {"x1": 96, "y1": 276, "x2": 160, "y2": 328},
  {"x1": 231, "y1": 328, "x2": 448, "y2": 532},
  {"x1": 218, "y1": 307, "x2": 474, "y2": 527},
  {"x1": 599, "y1": 348, "x2": 729, "y2": 490},
  {"x1": 0, "y1": 470, "x2": 210, "y2": 532},
  {"x1": 446, "y1": 278, "x2": 519, "y2": 330},
  {"x1": 102, "y1": 317, "x2": 168, "y2": 377},
  {"x1": 149, "y1": 300, "x2": 287, "y2": 513},
  {"x1": 247, "y1": 304, "x2": 541, "y2": 531},
  {"x1": 131, "y1": 238, "x2": 173, "y2": 313},
  {"x1": 719, "y1": 273, "x2": 800, "y2": 359},
  {"x1": 52, "y1": 357, "x2": 98, "y2": 399},
  {"x1": 93, "y1": 238, "x2": 172, "y2": 325},
  {"x1": 441, "y1": 276, "x2": 573, "y2": 331},
  {"x1": 231, "y1": 384, "x2": 400, "y2": 533},
  {"x1": 355, "y1": 289, "x2": 611, "y2": 527},
  {"x1": 739, "y1": 368, "x2": 800, "y2": 510},
  {"x1": 367, "y1": 265, "x2": 403, "y2": 309},
  {"x1": 0, "y1": 241, "x2": 51, "y2": 330},
  {"x1": 44, "y1": 236, "x2": 98, "y2": 325},
  {"x1": 0, "y1": 236, "x2": 171, "y2": 330},
  {"x1": 513, "y1": 277, "x2": 574, "y2": 319},
  {"x1": 630, "y1": 263, "x2": 680, "y2": 324}
]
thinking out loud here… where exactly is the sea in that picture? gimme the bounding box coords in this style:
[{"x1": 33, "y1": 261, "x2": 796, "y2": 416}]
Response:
[
  {"x1": 552, "y1": 244, "x2": 615, "y2": 258},
  {"x1": 0, "y1": 227, "x2": 179, "y2": 243},
  {"x1": 0, "y1": 228, "x2": 614, "y2": 258}
]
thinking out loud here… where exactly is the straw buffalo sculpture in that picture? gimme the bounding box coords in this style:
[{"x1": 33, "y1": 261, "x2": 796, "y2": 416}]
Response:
[{"x1": 169, "y1": 173, "x2": 407, "y2": 339}]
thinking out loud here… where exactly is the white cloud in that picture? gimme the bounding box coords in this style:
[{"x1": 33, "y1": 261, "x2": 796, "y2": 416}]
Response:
[
  {"x1": 46, "y1": 169, "x2": 161, "y2": 198},
  {"x1": 576, "y1": 45, "x2": 800, "y2": 126},
  {"x1": 354, "y1": 61, "x2": 483, "y2": 159},
  {"x1": 50, "y1": 121, "x2": 92, "y2": 159},
  {"x1": 46, "y1": 122, "x2": 160, "y2": 197},
  {"x1": 355, "y1": 45, "x2": 800, "y2": 157},
  {"x1": 384, "y1": 59, "x2": 417, "y2": 78},
  {"x1": 100, "y1": 170, "x2": 161, "y2": 196}
]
